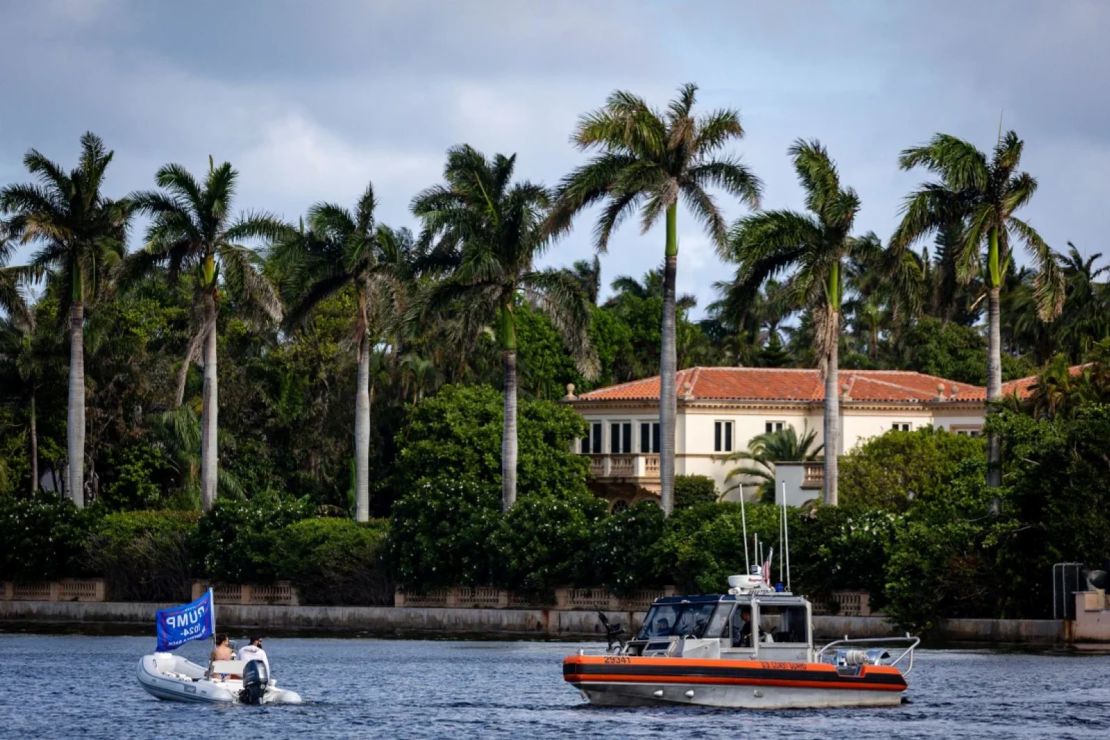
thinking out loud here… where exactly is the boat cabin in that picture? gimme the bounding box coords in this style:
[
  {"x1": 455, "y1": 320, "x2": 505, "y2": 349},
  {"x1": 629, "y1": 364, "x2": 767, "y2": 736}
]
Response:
[{"x1": 627, "y1": 592, "x2": 814, "y2": 663}]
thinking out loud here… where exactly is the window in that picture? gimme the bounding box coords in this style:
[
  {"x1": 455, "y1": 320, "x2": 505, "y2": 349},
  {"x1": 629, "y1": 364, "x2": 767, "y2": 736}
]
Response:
[
  {"x1": 952, "y1": 426, "x2": 982, "y2": 437},
  {"x1": 754, "y1": 604, "x2": 810, "y2": 644},
  {"x1": 714, "y1": 420, "x2": 734, "y2": 452},
  {"x1": 610, "y1": 421, "x2": 632, "y2": 454},
  {"x1": 637, "y1": 603, "x2": 717, "y2": 639},
  {"x1": 581, "y1": 422, "x2": 603, "y2": 453},
  {"x1": 640, "y1": 422, "x2": 660, "y2": 453},
  {"x1": 765, "y1": 421, "x2": 785, "y2": 434},
  {"x1": 891, "y1": 422, "x2": 911, "y2": 432}
]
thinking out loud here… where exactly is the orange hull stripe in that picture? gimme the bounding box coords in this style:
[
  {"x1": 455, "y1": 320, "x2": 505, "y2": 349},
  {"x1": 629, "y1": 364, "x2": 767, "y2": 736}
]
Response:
[
  {"x1": 564, "y1": 657, "x2": 902, "y2": 677},
  {"x1": 565, "y1": 673, "x2": 904, "y2": 692}
]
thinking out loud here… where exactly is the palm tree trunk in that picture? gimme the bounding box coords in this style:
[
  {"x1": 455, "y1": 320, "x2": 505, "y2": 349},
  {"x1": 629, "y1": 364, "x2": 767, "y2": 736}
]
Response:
[
  {"x1": 29, "y1": 390, "x2": 38, "y2": 495},
  {"x1": 354, "y1": 330, "x2": 371, "y2": 522},
  {"x1": 499, "y1": 302, "x2": 518, "y2": 511},
  {"x1": 986, "y1": 284, "x2": 1003, "y2": 487},
  {"x1": 67, "y1": 301, "x2": 85, "y2": 508},
  {"x1": 174, "y1": 327, "x2": 204, "y2": 407},
  {"x1": 824, "y1": 261, "x2": 842, "y2": 507},
  {"x1": 659, "y1": 203, "x2": 679, "y2": 516},
  {"x1": 823, "y1": 324, "x2": 840, "y2": 506},
  {"x1": 200, "y1": 292, "x2": 218, "y2": 511}
]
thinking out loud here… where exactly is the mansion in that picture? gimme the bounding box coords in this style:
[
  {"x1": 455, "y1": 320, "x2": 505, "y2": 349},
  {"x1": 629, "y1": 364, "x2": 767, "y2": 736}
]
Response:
[{"x1": 564, "y1": 366, "x2": 995, "y2": 509}]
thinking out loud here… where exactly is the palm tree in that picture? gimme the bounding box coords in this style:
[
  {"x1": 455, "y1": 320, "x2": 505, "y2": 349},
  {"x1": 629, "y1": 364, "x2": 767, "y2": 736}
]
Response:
[
  {"x1": 413, "y1": 144, "x2": 597, "y2": 511},
  {"x1": 608, "y1": 268, "x2": 698, "y2": 312},
  {"x1": 549, "y1": 83, "x2": 762, "y2": 515},
  {"x1": 1053, "y1": 244, "x2": 1108, "y2": 360},
  {"x1": 729, "y1": 140, "x2": 903, "y2": 505},
  {"x1": 842, "y1": 234, "x2": 923, "y2": 363},
  {"x1": 273, "y1": 184, "x2": 413, "y2": 521},
  {"x1": 725, "y1": 423, "x2": 823, "y2": 502},
  {"x1": 0, "y1": 132, "x2": 132, "y2": 507},
  {"x1": 565, "y1": 256, "x2": 602, "y2": 305},
  {"x1": 129, "y1": 158, "x2": 285, "y2": 510},
  {"x1": 0, "y1": 233, "x2": 40, "y2": 494},
  {"x1": 893, "y1": 131, "x2": 1064, "y2": 487}
]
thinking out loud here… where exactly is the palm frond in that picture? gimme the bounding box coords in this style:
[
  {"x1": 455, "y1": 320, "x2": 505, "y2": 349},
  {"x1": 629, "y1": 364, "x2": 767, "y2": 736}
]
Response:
[
  {"x1": 1009, "y1": 216, "x2": 1064, "y2": 321},
  {"x1": 899, "y1": 133, "x2": 989, "y2": 191},
  {"x1": 219, "y1": 243, "x2": 282, "y2": 323},
  {"x1": 521, "y1": 268, "x2": 599, "y2": 379}
]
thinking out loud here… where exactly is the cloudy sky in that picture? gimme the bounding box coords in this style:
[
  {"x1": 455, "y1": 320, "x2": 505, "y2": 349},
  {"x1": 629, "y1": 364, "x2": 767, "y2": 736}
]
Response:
[{"x1": 2, "y1": 0, "x2": 1107, "y2": 316}]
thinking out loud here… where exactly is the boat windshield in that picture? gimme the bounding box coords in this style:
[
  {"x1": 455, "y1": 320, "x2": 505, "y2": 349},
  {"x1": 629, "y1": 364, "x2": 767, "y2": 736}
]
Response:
[{"x1": 637, "y1": 603, "x2": 718, "y2": 639}]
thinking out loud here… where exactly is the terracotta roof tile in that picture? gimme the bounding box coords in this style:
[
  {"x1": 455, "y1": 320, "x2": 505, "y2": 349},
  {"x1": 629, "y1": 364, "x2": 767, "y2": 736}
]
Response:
[
  {"x1": 1000, "y1": 363, "x2": 1092, "y2": 399},
  {"x1": 575, "y1": 367, "x2": 986, "y2": 404}
]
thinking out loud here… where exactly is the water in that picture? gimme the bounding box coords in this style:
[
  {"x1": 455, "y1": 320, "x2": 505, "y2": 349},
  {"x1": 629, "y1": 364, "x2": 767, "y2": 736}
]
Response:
[{"x1": 1, "y1": 634, "x2": 1108, "y2": 738}]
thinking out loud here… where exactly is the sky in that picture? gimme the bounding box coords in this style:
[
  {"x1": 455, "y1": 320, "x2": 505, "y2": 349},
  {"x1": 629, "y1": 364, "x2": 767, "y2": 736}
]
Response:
[{"x1": 2, "y1": 0, "x2": 1108, "y2": 317}]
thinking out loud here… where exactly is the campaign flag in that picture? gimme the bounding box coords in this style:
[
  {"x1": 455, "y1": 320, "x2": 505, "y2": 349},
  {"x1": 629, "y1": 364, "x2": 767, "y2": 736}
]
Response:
[{"x1": 155, "y1": 589, "x2": 215, "y2": 652}]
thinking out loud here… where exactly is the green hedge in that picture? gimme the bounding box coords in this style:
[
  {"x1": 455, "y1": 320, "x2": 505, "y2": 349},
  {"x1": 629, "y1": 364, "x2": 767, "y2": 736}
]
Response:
[
  {"x1": 674, "y1": 475, "x2": 718, "y2": 510},
  {"x1": 85, "y1": 510, "x2": 198, "y2": 601},
  {"x1": 278, "y1": 518, "x2": 392, "y2": 605},
  {"x1": 189, "y1": 494, "x2": 314, "y2": 583},
  {"x1": 0, "y1": 494, "x2": 92, "y2": 581}
]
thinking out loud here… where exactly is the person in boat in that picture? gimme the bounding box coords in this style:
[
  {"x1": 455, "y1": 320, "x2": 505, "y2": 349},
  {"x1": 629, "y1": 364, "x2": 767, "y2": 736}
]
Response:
[
  {"x1": 733, "y1": 607, "x2": 753, "y2": 647},
  {"x1": 237, "y1": 635, "x2": 270, "y2": 673},
  {"x1": 653, "y1": 617, "x2": 670, "y2": 636},
  {"x1": 207, "y1": 633, "x2": 235, "y2": 679}
]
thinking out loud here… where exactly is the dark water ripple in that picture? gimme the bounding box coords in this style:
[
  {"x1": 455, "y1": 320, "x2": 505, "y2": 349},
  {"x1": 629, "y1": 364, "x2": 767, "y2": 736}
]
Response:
[{"x1": 0, "y1": 635, "x2": 1108, "y2": 739}]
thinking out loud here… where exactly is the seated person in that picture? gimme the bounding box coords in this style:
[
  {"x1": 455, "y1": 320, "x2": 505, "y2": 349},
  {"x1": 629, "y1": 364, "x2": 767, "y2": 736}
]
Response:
[
  {"x1": 653, "y1": 617, "x2": 671, "y2": 636},
  {"x1": 732, "y1": 607, "x2": 753, "y2": 647},
  {"x1": 237, "y1": 635, "x2": 270, "y2": 674},
  {"x1": 207, "y1": 633, "x2": 235, "y2": 679}
]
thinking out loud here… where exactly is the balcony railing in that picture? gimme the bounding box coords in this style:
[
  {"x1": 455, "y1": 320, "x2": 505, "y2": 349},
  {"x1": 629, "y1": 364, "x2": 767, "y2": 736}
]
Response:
[
  {"x1": 584, "y1": 453, "x2": 661, "y2": 479},
  {"x1": 802, "y1": 461, "x2": 824, "y2": 489}
]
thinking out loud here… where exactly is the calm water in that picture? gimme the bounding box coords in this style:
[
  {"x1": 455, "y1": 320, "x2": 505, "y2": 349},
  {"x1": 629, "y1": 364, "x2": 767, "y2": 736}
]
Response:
[{"x1": 0, "y1": 634, "x2": 1108, "y2": 739}]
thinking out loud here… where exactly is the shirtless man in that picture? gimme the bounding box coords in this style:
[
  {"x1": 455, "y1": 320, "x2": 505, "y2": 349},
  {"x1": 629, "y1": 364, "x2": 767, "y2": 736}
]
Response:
[{"x1": 208, "y1": 633, "x2": 234, "y2": 679}]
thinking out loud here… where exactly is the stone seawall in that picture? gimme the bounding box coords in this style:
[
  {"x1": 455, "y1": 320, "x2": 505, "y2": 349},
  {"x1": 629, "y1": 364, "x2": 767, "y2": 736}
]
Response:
[{"x1": 0, "y1": 600, "x2": 1068, "y2": 645}]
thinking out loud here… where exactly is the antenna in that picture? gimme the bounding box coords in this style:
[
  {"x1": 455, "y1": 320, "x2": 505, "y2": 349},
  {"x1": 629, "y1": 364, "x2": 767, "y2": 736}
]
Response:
[
  {"x1": 782, "y1": 482, "x2": 792, "y2": 592},
  {"x1": 779, "y1": 485, "x2": 785, "y2": 584},
  {"x1": 997, "y1": 108, "x2": 1004, "y2": 143},
  {"x1": 740, "y1": 483, "x2": 750, "y2": 574}
]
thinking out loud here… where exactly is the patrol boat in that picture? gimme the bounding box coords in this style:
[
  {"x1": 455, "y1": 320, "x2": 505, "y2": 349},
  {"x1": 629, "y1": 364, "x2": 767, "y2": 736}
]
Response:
[{"x1": 563, "y1": 573, "x2": 919, "y2": 709}]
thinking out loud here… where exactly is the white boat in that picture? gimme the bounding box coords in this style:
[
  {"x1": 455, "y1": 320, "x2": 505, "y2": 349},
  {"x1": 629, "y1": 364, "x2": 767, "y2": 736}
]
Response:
[
  {"x1": 563, "y1": 573, "x2": 919, "y2": 709},
  {"x1": 137, "y1": 653, "x2": 303, "y2": 705}
]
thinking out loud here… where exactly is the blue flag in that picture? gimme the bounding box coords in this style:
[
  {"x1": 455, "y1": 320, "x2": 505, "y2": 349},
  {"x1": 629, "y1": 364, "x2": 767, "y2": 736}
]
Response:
[{"x1": 155, "y1": 589, "x2": 215, "y2": 652}]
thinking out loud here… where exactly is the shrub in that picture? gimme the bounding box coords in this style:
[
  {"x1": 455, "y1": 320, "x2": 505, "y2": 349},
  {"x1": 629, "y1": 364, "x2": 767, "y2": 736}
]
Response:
[
  {"x1": 493, "y1": 491, "x2": 607, "y2": 595},
  {"x1": 591, "y1": 501, "x2": 665, "y2": 594},
  {"x1": 0, "y1": 494, "x2": 92, "y2": 581},
  {"x1": 100, "y1": 441, "x2": 177, "y2": 511},
  {"x1": 388, "y1": 476, "x2": 503, "y2": 589},
  {"x1": 85, "y1": 510, "x2": 198, "y2": 601},
  {"x1": 656, "y1": 502, "x2": 785, "y2": 593},
  {"x1": 392, "y1": 384, "x2": 589, "y2": 498},
  {"x1": 840, "y1": 427, "x2": 984, "y2": 511},
  {"x1": 788, "y1": 506, "x2": 898, "y2": 608},
  {"x1": 881, "y1": 461, "x2": 1000, "y2": 631},
  {"x1": 278, "y1": 518, "x2": 392, "y2": 605},
  {"x1": 674, "y1": 475, "x2": 717, "y2": 510},
  {"x1": 189, "y1": 494, "x2": 313, "y2": 583}
]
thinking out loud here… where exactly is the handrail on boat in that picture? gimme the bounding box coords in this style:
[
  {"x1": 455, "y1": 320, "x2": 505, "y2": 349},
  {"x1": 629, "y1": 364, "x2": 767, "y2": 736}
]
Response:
[{"x1": 815, "y1": 634, "x2": 921, "y2": 675}]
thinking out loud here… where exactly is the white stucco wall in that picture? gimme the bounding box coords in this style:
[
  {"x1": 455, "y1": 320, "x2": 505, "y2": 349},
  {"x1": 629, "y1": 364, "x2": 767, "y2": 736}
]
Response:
[{"x1": 575, "y1": 400, "x2": 988, "y2": 499}]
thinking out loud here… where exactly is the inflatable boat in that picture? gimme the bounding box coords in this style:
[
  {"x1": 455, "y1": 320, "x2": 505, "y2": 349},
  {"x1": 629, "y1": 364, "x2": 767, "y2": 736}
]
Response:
[{"x1": 137, "y1": 653, "x2": 303, "y2": 705}]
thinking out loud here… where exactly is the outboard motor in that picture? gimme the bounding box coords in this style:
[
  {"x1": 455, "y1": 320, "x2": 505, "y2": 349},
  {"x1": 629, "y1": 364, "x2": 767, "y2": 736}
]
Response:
[{"x1": 238, "y1": 660, "x2": 269, "y2": 705}]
